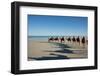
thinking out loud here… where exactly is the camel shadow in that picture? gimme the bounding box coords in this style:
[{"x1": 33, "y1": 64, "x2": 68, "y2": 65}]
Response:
[
  {"x1": 28, "y1": 54, "x2": 69, "y2": 60},
  {"x1": 51, "y1": 42, "x2": 71, "y2": 48},
  {"x1": 28, "y1": 42, "x2": 73, "y2": 60},
  {"x1": 47, "y1": 42, "x2": 73, "y2": 53}
]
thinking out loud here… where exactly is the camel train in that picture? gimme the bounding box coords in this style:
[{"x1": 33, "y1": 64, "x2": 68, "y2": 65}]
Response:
[{"x1": 48, "y1": 36, "x2": 87, "y2": 46}]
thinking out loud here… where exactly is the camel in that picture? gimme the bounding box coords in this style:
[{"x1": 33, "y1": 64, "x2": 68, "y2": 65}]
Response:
[
  {"x1": 76, "y1": 36, "x2": 80, "y2": 45},
  {"x1": 54, "y1": 37, "x2": 59, "y2": 42},
  {"x1": 72, "y1": 36, "x2": 76, "y2": 43},
  {"x1": 60, "y1": 37, "x2": 65, "y2": 43},
  {"x1": 67, "y1": 37, "x2": 71, "y2": 42},
  {"x1": 48, "y1": 37, "x2": 54, "y2": 42},
  {"x1": 81, "y1": 36, "x2": 85, "y2": 46}
]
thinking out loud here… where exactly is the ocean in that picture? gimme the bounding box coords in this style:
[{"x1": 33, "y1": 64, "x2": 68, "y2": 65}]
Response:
[
  {"x1": 28, "y1": 36, "x2": 88, "y2": 42},
  {"x1": 28, "y1": 36, "x2": 49, "y2": 41}
]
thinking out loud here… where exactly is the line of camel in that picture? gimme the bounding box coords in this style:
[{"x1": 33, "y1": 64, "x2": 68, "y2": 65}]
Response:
[{"x1": 48, "y1": 36, "x2": 88, "y2": 45}]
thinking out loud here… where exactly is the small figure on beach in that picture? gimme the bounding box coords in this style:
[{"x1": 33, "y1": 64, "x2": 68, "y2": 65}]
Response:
[
  {"x1": 67, "y1": 37, "x2": 71, "y2": 42},
  {"x1": 48, "y1": 37, "x2": 54, "y2": 42},
  {"x1": 72, "y1": 36, "x2": 76, "y2": 43},
  {"x1": 81, "y1": 36, "x2": 85, "y2": 46},
  {"x1": 76, "y1": 36, "x2": 80, "y2": 45},
  {"x1": 54, "y1": 37, "x2": 59, "y2": 42},
  {"x1": 60, "y1": 37, "x2": 65, "y2": 43}
]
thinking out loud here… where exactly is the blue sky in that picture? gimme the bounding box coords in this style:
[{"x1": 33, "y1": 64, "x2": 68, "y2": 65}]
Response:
[{"x1": 28, "y1": 15, "x2": 87, "y2": 36}]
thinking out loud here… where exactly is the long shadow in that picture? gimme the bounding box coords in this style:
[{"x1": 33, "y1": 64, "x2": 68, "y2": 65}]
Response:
[
  {"x1": 57, "y1": 49, "x2": 73, "y2": 53},
  {"x1": 44, "y1": 42, "x2": 73, "y2": 53},
  {"x1": 28, "y1": 42, "x2": 73, "y2": 60},
  {"x1": 45, "y1": 49, "x2": 73, "y2": 53},
  {"x1": 51, "y1": 42, "x2": 71, "y2": 48},
  {"x1": 28, "y1": 54, "x2": 69, "y2": 60}
]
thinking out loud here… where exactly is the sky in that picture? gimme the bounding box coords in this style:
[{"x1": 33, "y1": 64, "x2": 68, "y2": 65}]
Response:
[{"x1": 28, "y1": 15, "x2": 87, "y2": 36}]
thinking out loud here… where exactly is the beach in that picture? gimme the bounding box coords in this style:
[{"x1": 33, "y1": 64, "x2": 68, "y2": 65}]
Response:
[{"x1": 28, "y1": 37, "x2": 88, "y2": 61}]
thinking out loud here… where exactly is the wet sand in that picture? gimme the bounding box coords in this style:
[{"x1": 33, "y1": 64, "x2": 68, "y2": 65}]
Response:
[{"x1": 28, "y1": 40, "x2": 88, "y2": 61}]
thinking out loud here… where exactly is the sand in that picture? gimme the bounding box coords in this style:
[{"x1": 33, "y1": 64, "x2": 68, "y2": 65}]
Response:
[{"x1": 28, "y1": 40, "x2": 88, "y2": 61}]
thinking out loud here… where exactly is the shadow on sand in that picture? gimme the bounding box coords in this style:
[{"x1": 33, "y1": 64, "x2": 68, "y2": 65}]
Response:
[
  {"x1": 49, "y1": 42, "x2": 73, "y2": 53},
  {"x1": 50, "y1": 42, "x2": 71, "y2": 48},
  {"x1": 28, "y1": 42, "x2": 74, "y2": 60},
  {"x1": 28, "y1": 54, "x2": 69, "y2": 60}
]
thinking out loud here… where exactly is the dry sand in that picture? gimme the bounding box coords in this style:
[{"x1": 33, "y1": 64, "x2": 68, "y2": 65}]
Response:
[{"x1": 28, "y1": 40, "x2": 88, "y2": 61}]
